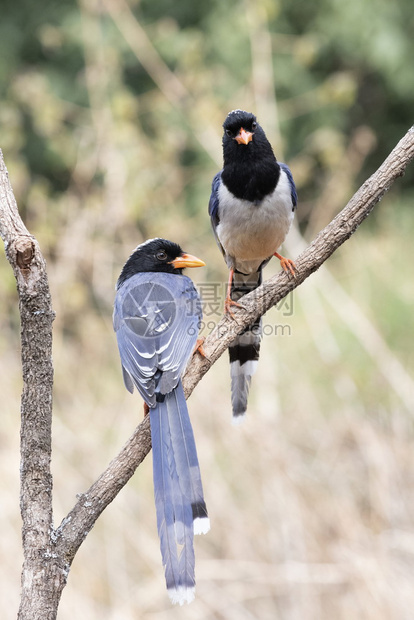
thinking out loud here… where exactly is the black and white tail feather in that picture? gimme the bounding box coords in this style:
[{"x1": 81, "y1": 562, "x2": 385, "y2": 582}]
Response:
[
  {"x1": 229, "y1": 270, "x2": 262, "y2": 423},
  {"x1": 165, "y1": 382, "x2": 210, "y2": 534},
  {"x1": 150, "y1": 382, "x2": 209, "y2": 604}
]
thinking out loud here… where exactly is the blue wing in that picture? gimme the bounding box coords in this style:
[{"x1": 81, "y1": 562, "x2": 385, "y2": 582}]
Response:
[
  {"x1": 208, "y1": 171, "x2": 226, "y2": 257},
  {"x1": 113, "y1": 272, "x2": 202, "y2": 406},
  {"x1": 208, "y1": 171, "x2": 222, "y2": 222},
  {"x1": 279, "y1": 162, "x2": 298, "y2": 209}
]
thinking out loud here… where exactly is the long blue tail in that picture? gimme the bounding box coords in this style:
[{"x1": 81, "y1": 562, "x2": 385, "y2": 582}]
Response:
[{"x1": 149, "y1": 381, "x2": 209, "y2": 605}]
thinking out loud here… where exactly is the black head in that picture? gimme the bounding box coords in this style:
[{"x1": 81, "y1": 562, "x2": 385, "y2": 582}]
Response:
[
  {"x1": 223, "y1": 110, "x2": 257, "y2": 141},
  {"x1": 222, "y1": 110, "x2": 275, "y2": 163},
  {"x1": 221, "y1": 110, "x2": 279, "y2": 201},
  {"x1": 117, "y1": 238, "x2": 205, "y2": 288}
]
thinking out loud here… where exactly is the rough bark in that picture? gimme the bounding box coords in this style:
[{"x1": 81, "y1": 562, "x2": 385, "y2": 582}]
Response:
[
  {"x1": 0, "y1": 125, "x2": 413, "y2": 619},
  {"x1": 0, "y1": 155, "x2": 64, "y2": 618}
]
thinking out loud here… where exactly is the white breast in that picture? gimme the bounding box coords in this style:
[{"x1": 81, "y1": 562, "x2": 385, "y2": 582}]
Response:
[{"x1": 216, "y1": 168, "x2": 294, "y2": 273}]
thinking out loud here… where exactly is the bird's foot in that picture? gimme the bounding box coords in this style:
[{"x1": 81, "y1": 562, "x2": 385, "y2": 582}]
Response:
[
  {"x1": 193, "y1": 336, "x2": 206, "y2": 358},
  {"x1": 224, "y1": 296, "x2": 243, "y2": 318},
  {"x1": 274, "y1": 252, "x2": 296, "y2": 277},
  {"x1": 143, "y1": 402, "x2": 150, "y2": 417}
]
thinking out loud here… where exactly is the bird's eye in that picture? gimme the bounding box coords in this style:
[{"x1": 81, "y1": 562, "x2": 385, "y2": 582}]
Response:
[
  {"x1": 156, "y1": 250, "x2": 168, "y2": 261},
  {"x1": 225, "y1": 129, "x2": 232, "y2": 137},
  {"x1": 252, "y1": 121, "x2": 257, "y2": 130}
]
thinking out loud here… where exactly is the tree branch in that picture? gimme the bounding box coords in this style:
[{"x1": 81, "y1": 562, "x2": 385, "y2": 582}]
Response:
[
  {"x1": 1, "y1": 125, "x2": 413, "y2": 618},
  {"x1": 55, "y1": 124, "x2": 414, "y2": 562},
  {"x1": 0, "y1": 153, "x2": 61, "y2": 618},
  {"x1": 183, "y1": 125, "x2": 414, "y2": 392}
]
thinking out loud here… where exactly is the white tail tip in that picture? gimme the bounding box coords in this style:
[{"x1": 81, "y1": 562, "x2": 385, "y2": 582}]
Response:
[
  {"x1": 168, "y1": 585, "x2": 195, "y2": 605},
  {"x1": 231, "y1": 412, "x2": 246, "y2": 426},
  {"x1": 194, "y1": 516, "x2": 210, "y2": 535}
]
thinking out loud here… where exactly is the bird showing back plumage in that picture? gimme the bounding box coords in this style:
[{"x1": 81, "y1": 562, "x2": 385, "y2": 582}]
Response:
[
  {"x1": 113, "y1": 238, "x2": 209, "y2": 605},
  {"x1": 209, "y1": 110, "x2": 297, "y2": 421}
]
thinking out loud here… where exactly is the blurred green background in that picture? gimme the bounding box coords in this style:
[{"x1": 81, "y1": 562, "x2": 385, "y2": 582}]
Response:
[{"x1": 1, "y1": 0, "x2": 414, "y2": 618}]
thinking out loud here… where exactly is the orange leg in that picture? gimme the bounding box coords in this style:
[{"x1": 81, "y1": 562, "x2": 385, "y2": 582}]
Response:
[
  {"x1": 193, "y1": 336, "x2": 206, "y2": 358},
  {"x1": 274, "y1": 252, "x2": 296, "y2": 277},
  {"x1": 224, "y1": 268, "x2": 243, "y2": 316}
]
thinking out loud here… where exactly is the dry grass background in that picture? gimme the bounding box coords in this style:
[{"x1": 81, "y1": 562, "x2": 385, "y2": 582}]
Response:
[
  {"x1": 1, "y1": 2, "x2": 414, "y2": 617},
  {"x1": 2, "y1": 194, "x2": 414, "y2": 619}
]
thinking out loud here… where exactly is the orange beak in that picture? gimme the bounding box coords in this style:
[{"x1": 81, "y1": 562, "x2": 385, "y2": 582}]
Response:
[
  {"x1": 170, "y1": 252, "x2": 206, "y2": 269},
  {"x1": 235, "y1": 127, "x2": 253, "y2": 145}
]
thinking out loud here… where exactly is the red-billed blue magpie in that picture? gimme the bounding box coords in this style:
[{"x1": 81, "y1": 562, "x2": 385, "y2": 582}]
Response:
[
  {"x1": 113, "y1": 238, "x2": 209, "y2": 605},
  {"x1": 209, "y1": 110, "x2": 297, "y2": 422}
]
